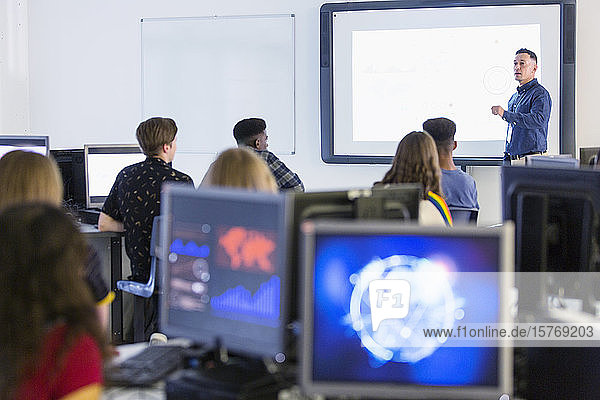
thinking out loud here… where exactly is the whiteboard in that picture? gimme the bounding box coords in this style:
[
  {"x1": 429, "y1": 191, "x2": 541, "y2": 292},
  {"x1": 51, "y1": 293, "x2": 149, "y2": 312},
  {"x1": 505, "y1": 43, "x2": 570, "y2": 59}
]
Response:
[{"x1": 141, "y1": 15, "x2": 295, "y2": 154}]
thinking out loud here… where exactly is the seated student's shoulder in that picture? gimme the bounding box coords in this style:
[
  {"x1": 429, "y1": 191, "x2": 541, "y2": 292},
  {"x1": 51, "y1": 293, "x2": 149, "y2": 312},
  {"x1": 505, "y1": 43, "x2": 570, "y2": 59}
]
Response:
[
  {"x1": 171, "y1": 168, "x2": 194, "y2": 184},
  {"x1": 254, "y1": 149, "x2": 276, "y2": 162}
]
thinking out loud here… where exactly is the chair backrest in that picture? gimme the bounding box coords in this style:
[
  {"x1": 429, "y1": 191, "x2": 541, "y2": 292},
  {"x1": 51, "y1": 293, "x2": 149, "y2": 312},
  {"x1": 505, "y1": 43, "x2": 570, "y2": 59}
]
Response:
[
  {"x1": 449, "y1": 207, "x2": 479, "y2": 225},
  {"x1": 149, "y1": 216, "x2": 161, "y2": 258},
  {"x1": 116, "y1": 216, "x2": 162, "y2": 298}
]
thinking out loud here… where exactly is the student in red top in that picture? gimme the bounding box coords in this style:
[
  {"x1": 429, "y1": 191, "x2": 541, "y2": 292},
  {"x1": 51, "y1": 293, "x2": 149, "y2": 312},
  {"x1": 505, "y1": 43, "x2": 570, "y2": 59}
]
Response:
[{"x1": 0, "y1": 204, "x2": 112, "y2": 400}]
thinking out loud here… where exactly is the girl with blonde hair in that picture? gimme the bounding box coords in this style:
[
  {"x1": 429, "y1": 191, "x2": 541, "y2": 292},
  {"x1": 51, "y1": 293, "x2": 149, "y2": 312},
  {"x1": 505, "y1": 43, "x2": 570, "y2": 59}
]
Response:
[
  {"x1": 201, "y1": 147, "x2": 278, "y2": 193},
  {"x1": 0, "y1": 150, "x2": 63, "y2": 210},
  {"x1": 0, "y1": 150, "x2": 114, "y2": 327}
]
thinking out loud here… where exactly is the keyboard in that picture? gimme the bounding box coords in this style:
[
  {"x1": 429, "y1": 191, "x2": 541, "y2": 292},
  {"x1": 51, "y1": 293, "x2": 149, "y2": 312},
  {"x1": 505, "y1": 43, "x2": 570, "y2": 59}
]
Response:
[{"x1": 105, "y1": 345, "x2": 186, "y2": 386}]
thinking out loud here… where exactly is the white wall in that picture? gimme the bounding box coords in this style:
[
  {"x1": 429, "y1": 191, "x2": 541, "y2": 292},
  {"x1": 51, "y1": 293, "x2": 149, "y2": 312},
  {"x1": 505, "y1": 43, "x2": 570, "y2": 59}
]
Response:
[
  {"x1": 0, "y1": 0, "x2": 29, "y2": 133},
  {"x1": 3, "y1": 0, "x2": 599, "y2": 226}
]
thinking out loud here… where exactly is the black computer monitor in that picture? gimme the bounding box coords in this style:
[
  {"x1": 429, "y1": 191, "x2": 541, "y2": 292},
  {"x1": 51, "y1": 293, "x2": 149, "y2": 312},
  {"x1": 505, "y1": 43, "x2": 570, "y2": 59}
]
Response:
[
  {"x1": 291, "y1": 184, "x2": 422, "y2": 224},
  {"x1": 159, "y1": 185, "x2": 291, "y2": 360},
  {"x1": 288, "y1": 184, "x2": 422, "y2": 321},
  {"x1": 50, "y1": 149, "x2": 86, "y2": 209},
  {"x1": 300, "y1": 220, "x2": 514, "y2": 399},
  {"x1": 502, "y1": 166, "x2": 600, "y2": 274},
  {"x1": 579, "y1": 146, "x2": 600, "y2": 166},
  {"x1": 0, "y1": 135, "x2": 49, "y2": 158},
  {"x1": 84, "y1": 144, "x2": 145, "y2": 209}
]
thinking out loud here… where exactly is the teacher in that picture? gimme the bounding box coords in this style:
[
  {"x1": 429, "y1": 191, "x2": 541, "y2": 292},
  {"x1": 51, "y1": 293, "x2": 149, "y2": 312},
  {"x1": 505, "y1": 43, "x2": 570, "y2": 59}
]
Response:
[{"x1": 491, "y1": 48, "x2": 551, "y2": 164}]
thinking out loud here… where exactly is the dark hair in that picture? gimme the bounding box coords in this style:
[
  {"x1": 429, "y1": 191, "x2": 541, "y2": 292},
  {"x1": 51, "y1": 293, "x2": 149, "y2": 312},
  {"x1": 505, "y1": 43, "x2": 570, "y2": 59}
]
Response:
[
  {"x1": 233, "y1": 118, "x2": 266, "y2": 148},
  {"x1": 136, "y1": 117, "x2": 177, "y2": 156},
  {"x1": 376, "y1": 131, "x2": 442, "y2": 199},
  {"x1": 0, "y1": 204, "x2": 110, "y2": 397},
  {"x1": 423, "y1": 117, "x2": 456, "y2": 155},
  {"x1": 516, "y1": 48, "x2": 537, "y2": 64}
]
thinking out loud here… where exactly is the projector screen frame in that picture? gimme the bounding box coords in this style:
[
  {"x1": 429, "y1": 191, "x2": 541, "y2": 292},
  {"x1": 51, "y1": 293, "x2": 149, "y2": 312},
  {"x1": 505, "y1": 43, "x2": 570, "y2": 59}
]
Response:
[{"x1": 320, "y1": 0, "x2": 576, "y2": 165}]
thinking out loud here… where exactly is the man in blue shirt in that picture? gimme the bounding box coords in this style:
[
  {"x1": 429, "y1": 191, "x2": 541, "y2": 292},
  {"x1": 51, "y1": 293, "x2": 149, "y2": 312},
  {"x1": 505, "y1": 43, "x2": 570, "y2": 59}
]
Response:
[
  {"x1": 423, "y1": 117, "x2": 479, "y2": 210},
  {"x1": 491, "y1": 48, "x2": 551, "y2": 163}
]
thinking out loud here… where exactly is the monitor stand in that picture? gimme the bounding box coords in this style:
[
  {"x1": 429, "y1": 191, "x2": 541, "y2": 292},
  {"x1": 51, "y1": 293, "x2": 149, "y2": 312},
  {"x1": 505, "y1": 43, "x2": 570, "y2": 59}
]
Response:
[{"x1": 166, "y1": 343, "x2": 292, "y2": 400}]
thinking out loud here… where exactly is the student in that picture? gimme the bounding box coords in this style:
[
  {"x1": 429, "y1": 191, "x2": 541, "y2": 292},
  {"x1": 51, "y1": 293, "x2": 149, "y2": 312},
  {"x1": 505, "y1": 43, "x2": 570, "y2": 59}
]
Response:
[
  {"x1": 0, "y1": 204, "x2": 111, "y2": 400},
  {"x1": 0, "y1": 150, "x2": 113, "y2": 328},
  {"x1": 201, "y1": 147, "x2": 278, "y2": 193},
  {"x1": 423, "y1": 117, "x2": 479, "y2": 210},
  {"x1": 233, "y1": 117, "x2": 304, "y2": 192},
  {"x1": 374, "y1": 131, "x2": 453, "y2": 226},
  {"x1": 98, "y1": 117, "x2": 194, "y2": 339}
]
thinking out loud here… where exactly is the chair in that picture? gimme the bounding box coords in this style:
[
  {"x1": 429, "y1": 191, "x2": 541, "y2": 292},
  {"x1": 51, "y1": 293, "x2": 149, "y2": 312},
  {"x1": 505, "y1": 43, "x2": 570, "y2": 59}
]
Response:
[
  {"x1": 117, "y1": 216, "x2": 162, "y2": 342},
  {"x1": 448, "y1": 207, "x2": 479, "y2": 225}
]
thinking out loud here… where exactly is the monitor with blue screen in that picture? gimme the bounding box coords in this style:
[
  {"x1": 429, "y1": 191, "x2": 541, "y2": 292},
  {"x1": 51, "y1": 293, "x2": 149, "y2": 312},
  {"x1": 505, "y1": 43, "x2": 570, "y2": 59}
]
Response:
[
  {"x1": 301, "y1": 220, "x2": 514, "y2": 399},
  {"x1": 0, "y1": 135, "x2": 48, "y2": 158},
  {"x1": 159, "y1": 185, "x2": 291, "y2": 360}
]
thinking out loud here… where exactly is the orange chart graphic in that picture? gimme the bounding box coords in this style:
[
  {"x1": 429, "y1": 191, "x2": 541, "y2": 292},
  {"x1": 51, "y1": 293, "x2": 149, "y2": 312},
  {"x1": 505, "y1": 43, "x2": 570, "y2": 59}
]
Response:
[{"x1": 218, "y1": 227, "x2": 276, "y2": 273}]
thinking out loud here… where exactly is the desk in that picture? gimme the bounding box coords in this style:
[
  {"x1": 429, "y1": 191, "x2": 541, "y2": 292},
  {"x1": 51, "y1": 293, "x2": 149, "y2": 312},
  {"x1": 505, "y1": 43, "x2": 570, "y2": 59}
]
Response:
[{"x1": 80, "y1": 224, "x2": 125, "y2": 344}]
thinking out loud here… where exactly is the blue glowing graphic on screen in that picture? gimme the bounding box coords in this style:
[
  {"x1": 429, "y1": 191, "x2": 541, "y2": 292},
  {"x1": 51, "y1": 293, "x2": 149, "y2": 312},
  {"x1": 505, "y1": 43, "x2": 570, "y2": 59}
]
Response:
[
  {"x1": 170, "y1": 239, "x2": 210, "y2": 258},
  {"x1": 311, "y1": 233, "x2": 500, "y2": 387},
  {"x1": 211, "y1": 275, "x2": 280, "y2": 326}
]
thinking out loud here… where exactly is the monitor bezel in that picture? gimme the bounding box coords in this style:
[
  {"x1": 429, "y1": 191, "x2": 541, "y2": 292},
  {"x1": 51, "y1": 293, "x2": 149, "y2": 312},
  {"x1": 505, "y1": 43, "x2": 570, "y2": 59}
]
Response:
[
  {"x1": 83, "y1": 144, "x2": 143, "y2": 209},
  {"x1": 0, "y1": 135, "x2": 49, "y2": 157},
  {"x1": 319, "y1": 0, "x2": 576, "y2": 165},
  {"x1": 300, "y1": 220, "x2": 514, "y2": 399},
  {"x1": 159, "y1": 184, "x2": 293, "y2": 359}
]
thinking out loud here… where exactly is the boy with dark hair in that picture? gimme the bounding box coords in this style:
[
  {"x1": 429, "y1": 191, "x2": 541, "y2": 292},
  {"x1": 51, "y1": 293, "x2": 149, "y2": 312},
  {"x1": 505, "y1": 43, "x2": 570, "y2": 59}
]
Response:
[
  {"x1": 99, "y1": 117, "x2": 194, "y2": 339},
  {"x1": 423, "y1": 117, "x2": 479, "y2": 210},
  {"x1": 233, "y1": 117, "x2": 304, "y2": 192}
]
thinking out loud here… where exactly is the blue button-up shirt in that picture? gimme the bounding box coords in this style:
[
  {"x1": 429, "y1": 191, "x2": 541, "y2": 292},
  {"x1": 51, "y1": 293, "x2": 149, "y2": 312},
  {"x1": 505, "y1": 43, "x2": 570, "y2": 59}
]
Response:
[{"x1": 502, "y1": 78, "x2": 551, "y2": 157}]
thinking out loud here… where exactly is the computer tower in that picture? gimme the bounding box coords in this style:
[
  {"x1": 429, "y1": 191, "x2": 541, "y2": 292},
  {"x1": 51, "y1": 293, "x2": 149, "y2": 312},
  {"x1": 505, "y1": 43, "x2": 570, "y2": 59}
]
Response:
[{"x1": 50, "y1": 149, "x2": 86, "y2": 210}]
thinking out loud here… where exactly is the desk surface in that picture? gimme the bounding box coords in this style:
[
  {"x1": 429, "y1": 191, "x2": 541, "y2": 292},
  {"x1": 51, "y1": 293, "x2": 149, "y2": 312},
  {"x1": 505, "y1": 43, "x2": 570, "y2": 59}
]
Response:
[{"x1": 79, "y1": 223, "x2": 123, "y2": 237}]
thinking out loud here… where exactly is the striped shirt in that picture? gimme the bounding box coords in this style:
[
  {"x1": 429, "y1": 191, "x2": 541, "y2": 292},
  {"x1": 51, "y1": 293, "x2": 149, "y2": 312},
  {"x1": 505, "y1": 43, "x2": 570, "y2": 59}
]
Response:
[{"x1": 427, "y1": 191, "x2": 453, "y2": 227}]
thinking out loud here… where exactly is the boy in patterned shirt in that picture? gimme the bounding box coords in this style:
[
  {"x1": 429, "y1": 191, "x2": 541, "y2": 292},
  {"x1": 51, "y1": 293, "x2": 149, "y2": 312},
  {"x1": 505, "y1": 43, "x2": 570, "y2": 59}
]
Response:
[{"x1": 233, "y1": 118, "x2": 304, "y2": 192}]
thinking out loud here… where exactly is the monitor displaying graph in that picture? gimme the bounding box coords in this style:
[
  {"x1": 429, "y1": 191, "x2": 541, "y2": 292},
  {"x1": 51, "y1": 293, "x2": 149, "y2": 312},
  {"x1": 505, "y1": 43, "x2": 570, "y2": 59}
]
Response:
[{"x1": 159, "y1": 185, "x2": 291, "y2": 359}]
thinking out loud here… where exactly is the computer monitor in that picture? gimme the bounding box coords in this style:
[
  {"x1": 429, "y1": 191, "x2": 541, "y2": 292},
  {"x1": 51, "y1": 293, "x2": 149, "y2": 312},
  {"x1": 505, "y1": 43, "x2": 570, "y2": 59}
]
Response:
[
  {"x1": 0, "y1": 135, "x2": 48, "y2": 158},
  {"x1": 288, "y1": 184, "x2": 422, "y2": 320},
  {"x1": 84, "y1": 144, "x2": 145, "y2": 209},
  {"x1": 502, "y1": 166, "x2": 600, "y2": 274},
  {"x1": 50, "y1": 149, "x2": 86, "y2": 209},
  {"x1": 579, "y1": 146, "x2": 600, "y2": 166},
  {"x1": 159, "y1": 185, "x2": 292, "y2": 359},
  {"x1": 300, "y1": 220, "x2": 514, "y2": 399}
]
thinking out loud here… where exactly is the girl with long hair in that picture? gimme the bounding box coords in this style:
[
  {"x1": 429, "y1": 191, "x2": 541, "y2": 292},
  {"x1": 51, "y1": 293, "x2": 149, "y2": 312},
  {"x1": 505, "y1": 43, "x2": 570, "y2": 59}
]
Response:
[
  {"x1": 375, "y1": 131, "x2": 453, "y2": 226},
  {"x1": 0, "y1": 204, "x2": 111, "y2": 399}
]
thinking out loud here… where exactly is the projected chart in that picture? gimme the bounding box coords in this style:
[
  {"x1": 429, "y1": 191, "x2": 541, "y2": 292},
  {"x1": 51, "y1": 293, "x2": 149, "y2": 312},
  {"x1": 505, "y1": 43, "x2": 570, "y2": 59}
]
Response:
[{"x1": 211, "y1": 276, "x2": 280, "y2": 326}]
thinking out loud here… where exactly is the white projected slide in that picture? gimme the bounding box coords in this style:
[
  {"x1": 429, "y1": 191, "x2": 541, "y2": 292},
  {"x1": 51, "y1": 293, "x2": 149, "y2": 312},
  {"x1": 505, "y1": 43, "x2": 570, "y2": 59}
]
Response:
[
  {"x1": 332, "y1": 5, "x2": 561, "y2": 158},
  {"x1": 88, "y1": 154, "x2": 146, "y2": 197},
  {"x1": 352, "y1": 24, "x2": 540, "y2": 142}
]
